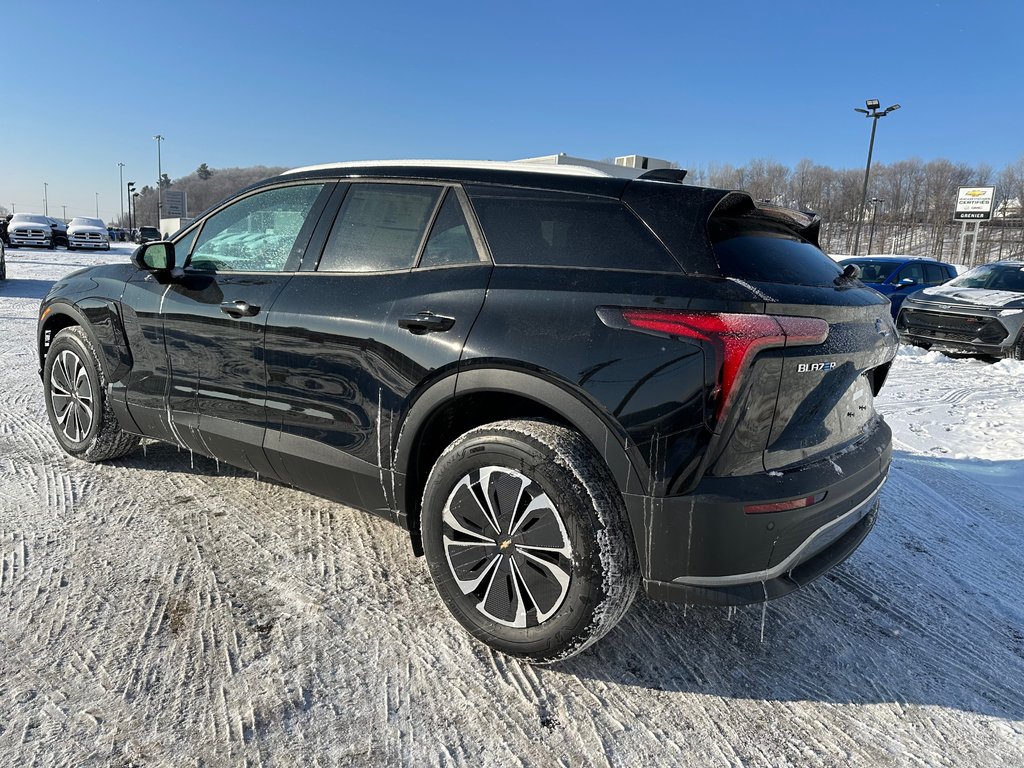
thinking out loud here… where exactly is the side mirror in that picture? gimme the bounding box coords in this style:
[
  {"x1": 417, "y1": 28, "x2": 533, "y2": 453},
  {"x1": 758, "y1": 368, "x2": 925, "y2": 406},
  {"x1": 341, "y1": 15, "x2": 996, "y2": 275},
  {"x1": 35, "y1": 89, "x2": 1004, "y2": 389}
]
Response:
[
  {"x1": 842, "y1": 264, "x2": 860, "y2": 279},
  {"x1": 132, "y1": 240, "x2": 176, "y2": 272},
  {"x1": 893, "y1": 277, "x2": 916, "y2": 290}
]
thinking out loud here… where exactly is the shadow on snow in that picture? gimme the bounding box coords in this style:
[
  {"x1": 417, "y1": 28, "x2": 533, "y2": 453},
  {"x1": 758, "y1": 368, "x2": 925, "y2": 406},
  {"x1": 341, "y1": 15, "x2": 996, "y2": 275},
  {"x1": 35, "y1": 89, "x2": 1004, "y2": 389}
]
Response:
[{"x1": 114, "y1": 441, "x2": 1024, "y2": 721}]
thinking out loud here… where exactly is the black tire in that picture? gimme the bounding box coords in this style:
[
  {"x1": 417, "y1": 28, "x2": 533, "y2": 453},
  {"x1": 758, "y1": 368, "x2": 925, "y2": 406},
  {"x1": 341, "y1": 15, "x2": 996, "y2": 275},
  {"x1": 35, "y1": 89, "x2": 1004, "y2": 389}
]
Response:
[
  {"x1": 1011, "y1": 332, "x2": 1024, "y2": 361},
  {"x1": 43, "y1": 327, "x2": 139, "y2": 462},
  {"x1": 421, "y1": 419, "x2": 639, "y2": 663},
  {"x1": 0, "y1": 256, "x2": 5, "y2": 281}
]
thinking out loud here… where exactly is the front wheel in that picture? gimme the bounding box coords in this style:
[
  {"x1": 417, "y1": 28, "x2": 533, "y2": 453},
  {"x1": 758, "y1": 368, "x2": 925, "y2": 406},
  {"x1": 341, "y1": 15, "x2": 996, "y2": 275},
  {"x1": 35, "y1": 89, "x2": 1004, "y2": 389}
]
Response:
[
  {"x1": 1011, "y1": 332, "x2": 1024, "y2": 361},
  {"x1": 43, "y1": 327, "x2": 139, "y2": 461},
  {"x1": 421, "y1": 419, "x2": 639, "y2": 664}
]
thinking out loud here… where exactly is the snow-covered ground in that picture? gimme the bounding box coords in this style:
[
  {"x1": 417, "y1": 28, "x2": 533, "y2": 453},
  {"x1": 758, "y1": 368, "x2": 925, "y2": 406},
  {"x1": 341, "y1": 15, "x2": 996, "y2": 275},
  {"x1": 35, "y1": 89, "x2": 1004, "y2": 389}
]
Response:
[{"x1": 1, "y1": 246, "x2": 1022, "y2": 767}]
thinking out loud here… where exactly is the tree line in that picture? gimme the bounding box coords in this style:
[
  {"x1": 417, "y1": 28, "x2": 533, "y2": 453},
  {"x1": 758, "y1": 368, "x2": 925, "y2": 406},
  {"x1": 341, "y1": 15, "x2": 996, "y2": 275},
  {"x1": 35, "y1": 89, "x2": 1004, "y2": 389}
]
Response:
[
  {"x1": 121, "y1": 164, "x2": 286, "y2": 232},
  {"x1": 120, "y1": 156, "x2": 1024, "y2": 265},
  {"x1": 690, "y1": 155, "x2": 1024, "y2": 264}
]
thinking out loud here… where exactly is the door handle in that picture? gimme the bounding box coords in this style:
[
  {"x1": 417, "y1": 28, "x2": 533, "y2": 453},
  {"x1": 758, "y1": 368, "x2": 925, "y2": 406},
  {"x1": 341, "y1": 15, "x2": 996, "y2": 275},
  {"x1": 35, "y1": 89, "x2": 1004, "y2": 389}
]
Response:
[
  {"x1": 220, "y1": 300, "x2": 261, "y2": 318},
  {"x1": 397, "y1": 311, "x2": 455, "y2": 335}
]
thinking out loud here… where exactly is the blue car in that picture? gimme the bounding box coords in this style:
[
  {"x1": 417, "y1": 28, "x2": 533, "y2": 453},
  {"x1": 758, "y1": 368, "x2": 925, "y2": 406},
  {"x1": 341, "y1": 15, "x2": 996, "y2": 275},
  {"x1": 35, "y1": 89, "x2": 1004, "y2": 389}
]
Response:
[{"x1": 838, "y1": 256, "x2": 958, "y2": 318}]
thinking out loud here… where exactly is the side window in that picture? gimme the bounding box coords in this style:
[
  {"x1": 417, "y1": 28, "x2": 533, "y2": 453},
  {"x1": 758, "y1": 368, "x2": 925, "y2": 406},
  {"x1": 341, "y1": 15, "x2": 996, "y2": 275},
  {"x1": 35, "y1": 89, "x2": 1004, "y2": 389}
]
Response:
[
  {"x1": 173, "y1": 226, "x2": 199, "y2": 263},
  {"x1": 318, "y1": 184, "x2": 441, "y2": 272},
  {"x1": 419, "y1": 189, "x2": 483, "y2": 268},
  {"x1": 924, "y1": 264, "x2": 948, "y2": 284},
  {"x1": 466, "y1": 185, "x2": 679, "y2": 271},
  {"x1": 189, "y1": 184, "x2": 324, "y2": 272},
  {"x1": 894, "y1": 263, "x2": 925, "y2": 284}
]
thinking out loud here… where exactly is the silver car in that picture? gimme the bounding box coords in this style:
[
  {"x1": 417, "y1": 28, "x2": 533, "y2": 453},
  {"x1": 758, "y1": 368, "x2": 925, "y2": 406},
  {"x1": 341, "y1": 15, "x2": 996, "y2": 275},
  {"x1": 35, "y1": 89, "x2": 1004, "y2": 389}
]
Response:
[
  {"x1": 67, "y1": 217, "x2": 111, "y2": 251},
  {"x1": 896, "y1": 260, "x2": 1024, "y2": 359},
  {"x1": 7, "y1": 213, "x2": 54, "y2": 248}
]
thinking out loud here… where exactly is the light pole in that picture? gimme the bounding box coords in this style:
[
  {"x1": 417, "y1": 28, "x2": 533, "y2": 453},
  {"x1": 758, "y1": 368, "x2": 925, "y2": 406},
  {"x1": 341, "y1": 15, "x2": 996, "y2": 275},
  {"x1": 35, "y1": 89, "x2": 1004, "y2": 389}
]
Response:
[
  {"x1": 867, "y1": 197, "x2": 884, "y2": 253},
  {"x1": 127, "y1": 182, "x2": 135, "y2": 231},
  {"x1": 852, "y1": 99, "x2": 901, "y2": 255},
  {"x1": 95, "y1": 193, "x2": 99, "y2": 218},
  {"x1": 153, "y1": 134, "x2": 164, "y2": 228},
  {"x1": 62, "y1": 204, "x2": 67, "y2": 220},
  {"x1": 132, "y1": 192, "x2": 140, "y2": 234},
  {"x1": 118, "y1": 162, "x2": 125, "y2": 226},
  {"x1": 43, "y1": 182, "x2": 49, "y2": 216}
]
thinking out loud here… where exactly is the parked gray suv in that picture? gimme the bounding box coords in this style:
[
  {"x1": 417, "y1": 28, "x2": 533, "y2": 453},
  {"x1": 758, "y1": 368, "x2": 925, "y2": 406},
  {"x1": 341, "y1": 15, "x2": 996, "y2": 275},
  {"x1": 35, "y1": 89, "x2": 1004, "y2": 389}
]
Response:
[{"x1": 897, "y1": 260, "x2": 1024, "y2": 359}]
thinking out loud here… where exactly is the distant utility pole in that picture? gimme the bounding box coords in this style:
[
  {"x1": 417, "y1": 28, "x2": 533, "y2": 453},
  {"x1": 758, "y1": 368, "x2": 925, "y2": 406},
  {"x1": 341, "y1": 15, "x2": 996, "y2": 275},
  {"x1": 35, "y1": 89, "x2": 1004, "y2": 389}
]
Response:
[
  {"x1": 95, "y1": 193, "x2": 99, "y2": 217},
  {"x1": 153, "y1": 134, "x2": 164, "y2": 226},
  {"x1": 62, "y1": 204, "x2": 67, "y2": 220},
  {"x1": 43, "y1": 182, "x2": 49, "y2": 216}
]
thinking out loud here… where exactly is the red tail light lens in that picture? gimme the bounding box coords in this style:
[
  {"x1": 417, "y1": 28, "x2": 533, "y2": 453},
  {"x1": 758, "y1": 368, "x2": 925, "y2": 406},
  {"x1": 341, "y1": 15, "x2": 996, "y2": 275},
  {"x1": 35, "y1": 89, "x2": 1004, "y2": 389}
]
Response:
[
  {"x1": 744, "y1": 492, "x2": 827, "y2": 514},
  {"x1": 616, "y1": 309, "x2": 828, "y2": 421}
]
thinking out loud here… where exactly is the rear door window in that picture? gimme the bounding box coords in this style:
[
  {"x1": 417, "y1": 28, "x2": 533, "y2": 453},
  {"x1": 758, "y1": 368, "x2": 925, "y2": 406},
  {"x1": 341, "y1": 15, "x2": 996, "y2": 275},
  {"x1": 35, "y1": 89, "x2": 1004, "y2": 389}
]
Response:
[
  {"x1": 318, "y1": 183, "x2": 441, "y2": 272},
  {"x1": 466, "y1": 185, "x2": 679, "y2": 272},
  {"x1": 924, "y1": 264, "x2": 948, "y2": 284},
  {"x1": 418, "y1": 189, "x2": 484, "y2": 268}
]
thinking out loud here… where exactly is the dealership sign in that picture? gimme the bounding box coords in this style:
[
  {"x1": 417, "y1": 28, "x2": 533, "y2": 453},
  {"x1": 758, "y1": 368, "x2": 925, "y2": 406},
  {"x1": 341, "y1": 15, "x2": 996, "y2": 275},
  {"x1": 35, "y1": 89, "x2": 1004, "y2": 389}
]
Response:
[
  {"x1": 954, "y1": 186, "x2": 995, "y2": 220},
  {"x1": 163, "y1": 190, "x2": 188, "y2": 218}
]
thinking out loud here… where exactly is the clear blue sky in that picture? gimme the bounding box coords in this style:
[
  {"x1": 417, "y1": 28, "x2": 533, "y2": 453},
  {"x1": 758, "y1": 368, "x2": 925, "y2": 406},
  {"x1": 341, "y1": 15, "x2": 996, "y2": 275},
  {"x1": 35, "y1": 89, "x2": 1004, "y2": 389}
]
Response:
[{"x1": 3, "y1": 0, "x2": 1021, "y2": 220}]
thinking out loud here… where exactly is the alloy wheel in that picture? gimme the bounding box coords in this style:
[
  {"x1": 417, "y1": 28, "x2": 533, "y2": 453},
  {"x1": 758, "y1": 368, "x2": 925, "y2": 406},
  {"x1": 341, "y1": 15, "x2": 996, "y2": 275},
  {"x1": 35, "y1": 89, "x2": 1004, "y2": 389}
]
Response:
[
  {"x1": 49, "y1": 349, "x2": 94, "y2": 443},
  {"x1": 441, "y1": 466, "x2": 572, "y2": 628}
]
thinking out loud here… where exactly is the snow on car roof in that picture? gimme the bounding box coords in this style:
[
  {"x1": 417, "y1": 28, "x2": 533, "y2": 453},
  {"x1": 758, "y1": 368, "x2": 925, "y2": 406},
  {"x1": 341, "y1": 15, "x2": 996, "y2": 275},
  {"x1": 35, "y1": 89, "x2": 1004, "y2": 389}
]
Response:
[{"x1": 281, "y1": 159, "x2": 615, "y2": 178}]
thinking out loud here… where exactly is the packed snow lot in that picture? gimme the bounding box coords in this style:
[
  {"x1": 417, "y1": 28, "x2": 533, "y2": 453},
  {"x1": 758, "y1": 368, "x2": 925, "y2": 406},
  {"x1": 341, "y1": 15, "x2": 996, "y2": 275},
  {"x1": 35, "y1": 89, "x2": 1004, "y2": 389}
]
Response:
[{"x1": 1, "y1": 246, "x2": 1022, "y2": 767}]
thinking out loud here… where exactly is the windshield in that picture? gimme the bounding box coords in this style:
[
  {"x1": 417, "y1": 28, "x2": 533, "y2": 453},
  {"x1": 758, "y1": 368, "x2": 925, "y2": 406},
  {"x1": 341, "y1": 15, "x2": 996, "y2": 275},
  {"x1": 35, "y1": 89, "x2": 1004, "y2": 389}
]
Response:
[
  {"x1": 12, "y1": 214, "x2": 50, "y2": 225},
  {"x1": 70, "y1": 217, "x2": 105, "y2": 228},
  {"x1": 947, "y1": 264, "x2": 1024, "y2": 292}
]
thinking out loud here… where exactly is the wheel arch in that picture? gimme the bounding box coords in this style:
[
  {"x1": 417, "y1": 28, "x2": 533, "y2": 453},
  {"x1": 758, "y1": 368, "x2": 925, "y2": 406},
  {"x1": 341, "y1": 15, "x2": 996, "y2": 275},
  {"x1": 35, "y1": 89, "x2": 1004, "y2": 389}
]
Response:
[
  {"x1": 395, "y1": 366, "x2": 645, "y2": 554},
  {"x1": 38, "y1": 300, "x2": 131, "y2": 383}
]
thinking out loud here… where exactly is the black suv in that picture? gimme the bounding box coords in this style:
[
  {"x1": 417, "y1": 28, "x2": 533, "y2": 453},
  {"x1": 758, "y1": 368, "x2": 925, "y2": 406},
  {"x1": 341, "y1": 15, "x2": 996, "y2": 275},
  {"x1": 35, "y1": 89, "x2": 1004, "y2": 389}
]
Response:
[
  {"x1": 37, "y1": 161, "x2": 897, "y2": 662},
  {"x1": 137, "y1": 226, "x2": 162, "y2": 243},
  {"x1": 49, "y1": 217, "x2": 69, "y2": 248}
]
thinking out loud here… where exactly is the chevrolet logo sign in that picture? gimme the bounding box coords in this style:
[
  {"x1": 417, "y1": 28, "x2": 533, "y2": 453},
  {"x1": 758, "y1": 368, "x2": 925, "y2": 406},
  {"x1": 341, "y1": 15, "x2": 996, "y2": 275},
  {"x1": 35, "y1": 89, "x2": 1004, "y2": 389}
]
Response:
[{"x1": 965, "y1": 189, "x2": 986, "y2": 197}]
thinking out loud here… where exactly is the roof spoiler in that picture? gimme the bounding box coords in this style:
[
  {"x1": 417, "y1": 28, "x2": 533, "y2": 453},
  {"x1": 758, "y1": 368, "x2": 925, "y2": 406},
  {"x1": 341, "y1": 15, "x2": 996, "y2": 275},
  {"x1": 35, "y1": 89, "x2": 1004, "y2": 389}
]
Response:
[
  {"x1": 638, "y1": 168, "x2": 688, "y2": 184},
  {"x1": 710, "y1": 192, "x2": 822, "y2": 248}
]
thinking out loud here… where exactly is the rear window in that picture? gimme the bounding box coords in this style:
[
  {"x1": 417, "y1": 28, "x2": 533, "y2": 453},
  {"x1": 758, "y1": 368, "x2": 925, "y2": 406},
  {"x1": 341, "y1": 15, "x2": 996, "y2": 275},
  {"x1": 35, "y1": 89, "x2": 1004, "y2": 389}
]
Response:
[
  {"x1": 711, "y1": 219, "x2": 841, "y2": 285},
  {"x1": 467, "y1": 185, "x2": 679, "y2": 272}
]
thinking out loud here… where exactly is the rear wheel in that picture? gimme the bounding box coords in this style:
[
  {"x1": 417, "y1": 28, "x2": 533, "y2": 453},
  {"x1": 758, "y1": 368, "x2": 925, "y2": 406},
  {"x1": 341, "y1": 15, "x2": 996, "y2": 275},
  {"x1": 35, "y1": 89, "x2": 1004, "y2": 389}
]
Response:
[
  {"x1": 43, "y1": 327, "x2": 139, "y2": 461},
  {"x1": 421, "y1": 419, "x2": 639, "y2": 663}
]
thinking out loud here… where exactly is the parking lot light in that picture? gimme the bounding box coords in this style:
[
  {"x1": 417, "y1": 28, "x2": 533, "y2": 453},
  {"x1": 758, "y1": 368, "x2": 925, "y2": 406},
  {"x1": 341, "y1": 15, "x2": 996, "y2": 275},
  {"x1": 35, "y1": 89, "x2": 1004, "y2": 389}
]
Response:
[
  {"x1": 154, "y1": 135, "x2": 164, "y2": 226},
  {"x1": 118, "y1": 163, "x2": 125, "y2": 227},
  {"x1": 852, "y1": 99, "x2": 901, "y2": 255}
]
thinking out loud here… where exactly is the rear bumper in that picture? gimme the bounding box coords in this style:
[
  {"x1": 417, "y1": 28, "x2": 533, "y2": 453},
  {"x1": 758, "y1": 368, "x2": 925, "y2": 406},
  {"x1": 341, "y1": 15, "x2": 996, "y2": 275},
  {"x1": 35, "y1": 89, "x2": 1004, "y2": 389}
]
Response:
[{"x1": 624, "y1": 419, "x2": 891, "y2": 606}]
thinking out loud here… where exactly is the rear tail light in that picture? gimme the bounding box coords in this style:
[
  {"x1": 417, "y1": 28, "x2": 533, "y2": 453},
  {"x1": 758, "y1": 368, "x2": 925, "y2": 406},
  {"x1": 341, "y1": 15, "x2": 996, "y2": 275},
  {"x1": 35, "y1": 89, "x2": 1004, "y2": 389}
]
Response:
[{"x1": 607, "y1": 308, "x2": 828, "y2": 421}]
